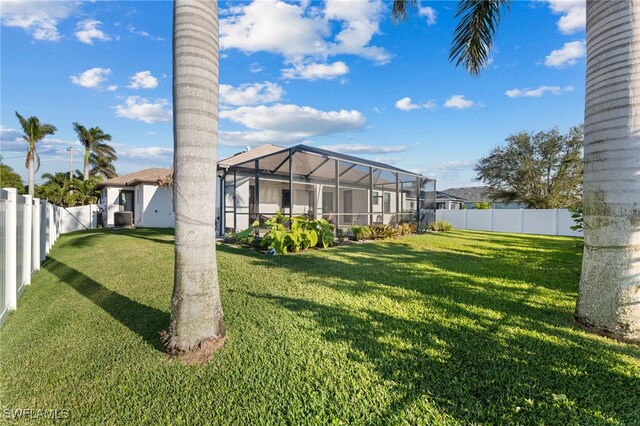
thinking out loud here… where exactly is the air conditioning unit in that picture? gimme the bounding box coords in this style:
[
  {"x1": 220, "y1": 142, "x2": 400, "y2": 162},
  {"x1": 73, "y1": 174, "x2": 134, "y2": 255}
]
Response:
[{"x1": 114, "y1": 211, "x2": 133, "y2": 228}]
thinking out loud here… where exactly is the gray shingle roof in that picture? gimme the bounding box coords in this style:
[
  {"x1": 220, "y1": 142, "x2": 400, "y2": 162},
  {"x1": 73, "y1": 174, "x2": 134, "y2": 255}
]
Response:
[{"x1": 96, "y1": 167, "x2": 172, "y2": 188}]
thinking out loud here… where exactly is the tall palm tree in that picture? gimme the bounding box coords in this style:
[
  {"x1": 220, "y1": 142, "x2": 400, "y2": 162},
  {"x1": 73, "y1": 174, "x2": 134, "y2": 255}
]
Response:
[
  {"x1": 15, "y1": 112, "x2": 57, "y2": 196},
  {"x1": 394, "y1": 0, "x2": 639, "y2": 342},
  {"x1": 89, "y1": 152, "x2": 118, "y2": 180},
  {"x1": 165, "y1": 0, "x2": 225, "y2": 359},
  {"x1": 72, "y1": 123, "x2": 116, "y2": 181}
]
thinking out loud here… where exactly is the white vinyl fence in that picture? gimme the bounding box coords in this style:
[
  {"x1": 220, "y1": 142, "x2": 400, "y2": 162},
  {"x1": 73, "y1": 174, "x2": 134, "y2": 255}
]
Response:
[
  {"x1": 0, "y1": 188, "x2": 98, "y2": 326},
  {"x1": 436, "y1": 208, "x2": 582, "y2": 237}
]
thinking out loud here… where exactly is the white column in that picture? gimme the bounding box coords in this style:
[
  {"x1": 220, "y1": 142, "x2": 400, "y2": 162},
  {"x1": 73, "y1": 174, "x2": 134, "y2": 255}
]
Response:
[
  {"x1": 32, "y1": 198, "x2": 41, "y2": 271},
  {"x1": 22, "y1": 195, "x2": 33, "y2": 286},
  {"x1": 4, "y1": 188, "x2": 17, "y2": 311}
]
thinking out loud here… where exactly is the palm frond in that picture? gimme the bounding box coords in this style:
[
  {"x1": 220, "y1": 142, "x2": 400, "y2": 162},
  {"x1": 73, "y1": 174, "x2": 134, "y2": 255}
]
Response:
[
  {"x1": 450, "y1": 0, "x2": 510, "y2": 76},
  {"x1": 392, "y1": 0, "x2": 417, "y2": 22},
  {"x1": 35, "y1": 152, "x2": 41, "y2": 172}
]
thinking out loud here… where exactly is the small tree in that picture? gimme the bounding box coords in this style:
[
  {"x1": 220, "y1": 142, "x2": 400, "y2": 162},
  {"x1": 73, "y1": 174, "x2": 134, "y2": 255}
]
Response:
[
  {"x1": 473, "y1": 202, "x2": 491, "y2": 209},
  {"x1": 0, "y1": 164, "x2": 26, "y2": 194},
  {"x1": 474, "y1": 126, "x2": 583, "y2": 209}
]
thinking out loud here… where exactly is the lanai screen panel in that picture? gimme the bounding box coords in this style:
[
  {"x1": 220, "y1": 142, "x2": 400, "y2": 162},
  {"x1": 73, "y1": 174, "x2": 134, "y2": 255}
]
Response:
[{"x1": 420, "y1": 178, "x2": 437, "y2": 224}]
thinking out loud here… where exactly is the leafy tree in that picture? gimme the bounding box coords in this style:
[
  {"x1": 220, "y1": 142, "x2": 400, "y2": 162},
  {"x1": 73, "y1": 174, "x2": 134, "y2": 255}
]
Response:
[
  {"x1": 72, "y1": 123, "x2": 116, "y2": 181},
  {"x1": 394, "y1": 0, "x2": 639, "y2": 341},
  {"x1": 165, "y1": 0, "x2": 225, "y2": 361},
  {"x1": 474, "y1": 126, "x2": 583, "y2": 209},
  {"x1": 36, "y1": 170, "x2": 99, "y2": 207},
  {"x1": 0, "y1": 164, "x2": 26, "y2": 194},
  {"x1": 473, "y1": 202, "x2": 491, "y2": 210},
  {"x1": 15, "y1": 111, "x2": 57, "y2": 196}
]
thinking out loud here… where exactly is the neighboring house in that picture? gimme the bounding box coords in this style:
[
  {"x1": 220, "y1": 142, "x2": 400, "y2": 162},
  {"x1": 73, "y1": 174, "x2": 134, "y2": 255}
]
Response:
[
  {"x1": 96, "y1": 144, "x2": 437, "y2": 233},
  {"x1": 438, "y1": 186, "x2": 526, "y2": 209},
  {"x1": 436, "y1": 191, "x2": 466, "y2": 210},
  {"x1": 217, "y1": 144, "x2": 435, "y2": 235},
  {"x1": 97, "y1": 168, "x2": 173, "y2": 227}
]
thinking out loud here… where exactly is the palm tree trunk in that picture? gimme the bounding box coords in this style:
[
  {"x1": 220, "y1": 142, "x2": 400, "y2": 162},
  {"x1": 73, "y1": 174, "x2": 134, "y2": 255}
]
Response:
[
  {"x1": 28, "y1": 149, "x2": 35, "y2": 197},
  {"x1": 575, "y1": 0, "x2": 640, "y2": 342},
  {"x1": 167, "y1": 0, "x2": 225, "y2": 353},
  {"x1": 84, "y1": 147, "x2": 90, "y2": 181}
]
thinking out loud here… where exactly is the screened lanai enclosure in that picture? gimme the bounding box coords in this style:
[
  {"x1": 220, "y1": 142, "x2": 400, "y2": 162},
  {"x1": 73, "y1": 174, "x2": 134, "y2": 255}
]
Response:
[{"x1": 216, "y1": 144, "x2": 436, "y2": 235}]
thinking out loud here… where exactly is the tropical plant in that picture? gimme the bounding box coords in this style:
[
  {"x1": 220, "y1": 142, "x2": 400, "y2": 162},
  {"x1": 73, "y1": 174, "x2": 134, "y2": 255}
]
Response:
[
  {"x1": 397, "y1": 222, "x2": 416, "y2": 236},
  {"x1": 0, "y1": 164, "x2": 26, "y2": 194},
  {"x1": 568, "y1": 204, "x2": 584, "y2": 232},
  {"x1": 260, "y1": 213, "x2": 334, "y2": 255},
  {"x1": 393, "y1": 0, "x2": 639, "y2": 341},
  {"x1": 14, "y1": 111, "x2": 57, "y2": 196},
  {"x1": 430, "y1": 221, "x2": 453, "y2": 232},
  {"x1": 351, "y1": 225, "x2": 372, "y2": 241},
  {"x1": 36, "y1": 170, "x2": 99, "y2": 207},
  {"x1": 89, "y1": 152, "x2": 117, "y2": 180},
  {"x1": 369, "y1": 224, "x2": 399, "y2": 240},
  {"x1": 165, "y1": 0, "x2": 225, "y2": 359},
  {"x1": 72, "y1": 122, "x2": 116, "y2": 181}
]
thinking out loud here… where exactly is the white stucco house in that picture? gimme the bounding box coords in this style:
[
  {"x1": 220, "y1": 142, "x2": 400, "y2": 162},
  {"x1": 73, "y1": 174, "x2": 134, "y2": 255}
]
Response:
[
  {"x1": 97, "y1": 168, "x2": 174, "y2": 228},
  {"x1": 97, "y1": 144, "x2": 437, "y2": 233}
]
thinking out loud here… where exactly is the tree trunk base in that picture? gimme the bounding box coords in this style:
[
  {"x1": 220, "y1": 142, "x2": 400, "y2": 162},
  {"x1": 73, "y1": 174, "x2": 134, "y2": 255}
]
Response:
[
  {"x1": 574, "y1": 314, "x2": 640, "y2": 345},
  {"x1": 161, "y1": 331, "x2": 227, "y2": 365}
]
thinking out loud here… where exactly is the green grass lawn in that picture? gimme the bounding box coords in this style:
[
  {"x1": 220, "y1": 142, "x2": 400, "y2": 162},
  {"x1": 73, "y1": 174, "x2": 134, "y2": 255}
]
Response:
[{"x1": 1, "y1": 229, "x2": 638, "y2": 425}]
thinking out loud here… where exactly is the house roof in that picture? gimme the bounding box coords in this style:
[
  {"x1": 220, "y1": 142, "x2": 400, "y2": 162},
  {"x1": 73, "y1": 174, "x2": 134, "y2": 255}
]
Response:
[
  {"x1": 436, "y1": 191, "x2": 466, "y2": 202},
  {"x1": 219, "y1": 143, "x2": 427, "y2": 181},
  {"x1": 439, "y1": 186, "x2": 493, "y2": 202},
  {"x1": 218, "y1": 144, "x2": 285, "y2": 168},
  {"x1": 96, "y1": 167, "x2": 172, "y2": 188}
]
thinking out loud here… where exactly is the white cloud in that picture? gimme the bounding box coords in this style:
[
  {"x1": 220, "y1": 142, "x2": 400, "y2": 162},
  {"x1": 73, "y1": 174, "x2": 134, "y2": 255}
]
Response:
[
  {"x1": 418, "y1": 6, "x2": 437, "y2": 25},
  {"x1": 394, "y1": 97, "x2": 437, "y2": 112},
  {"x1": 444, "y1": 95, "x2": 479, "y2": 109},
  {"x1": 219, "y1": 82, "x2": 284, "y2": 106},
  {"x1": 0, "y1": 0, "x2": 79, "y2": 41},
  {"x1": 545, "y1": 0, "x2": 585, "y2": 35},
  {"x1": 75, "y1": 20, "x2": 111, "y2": 45},
  {"x1": 114, "y1": 96, "x2": 172, "y2": 124},
  {"x1": 395, "y1": 97, "x2": 420, "y2": 111},
  {"x1": 249, "y1": 63, "x2": 263, "y2": 73},
  {"x1": 106, "y1": 85, "x2": 118, "y2": 92},
  {"x1": 282, "y1": 61, "x2": 349, "y2": 80},
  {"x1": 126, "y1": 24, "x2": 164, "y2": 41},
  {"x1": 319, "y1": 144, "x2": 407, "y2": 154},
  {"x1": 120, "y1": 146, "x2": 173, "y2": 159},
  {"x1": 221, "y1": 104, "x2": 365, "y2": 134},
  {"x1": 219, "y1": 103, "x2": 365, "y2": 146},
  {"x1": 220, "y1": 0, "x2": 389, "y2": 65},
  {"x1": 506, "y1": 85, "x2": 574, "y2": 98},
  {"x1": 128, "y1": 71, "x2": 159, "y2": 90},
  {"x1": 544, "y1": 40, "x2": 586, "y2": 68},
  {"x1": 69, "y1": 67, "x2": 112, "y2": 89}
]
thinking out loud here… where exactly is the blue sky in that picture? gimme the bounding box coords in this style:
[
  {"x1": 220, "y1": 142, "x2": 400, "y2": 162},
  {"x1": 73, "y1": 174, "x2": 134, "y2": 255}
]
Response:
[{"x1": 1, "y1": 0, "x2": 586, "y2": 189}]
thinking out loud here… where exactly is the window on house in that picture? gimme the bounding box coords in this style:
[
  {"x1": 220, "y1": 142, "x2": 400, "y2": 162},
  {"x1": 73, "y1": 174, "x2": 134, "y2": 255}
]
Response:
[
  {"x1": 383, "y1": 192, "x2": 391, "y2": 213},
  {"x1": 282, "y1": 189, "x2": 291, "y2": 209},
  {"x1": 322, "y1": 191, "x2": 333, "y2": 212},
  {"x1": 373, "y1": 191, "x2": 380, "y2": 205}
]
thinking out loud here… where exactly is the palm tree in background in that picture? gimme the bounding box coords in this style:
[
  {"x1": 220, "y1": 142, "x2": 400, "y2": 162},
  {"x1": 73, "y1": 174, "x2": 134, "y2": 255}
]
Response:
[
  {"x1": 394, "y1": 0, "x2": 639, "y2": 342},
  {"x1": 15, "y1": 111, "x2": 57, "y2": 196},
  {"x1": 165, "y1": 0, "x2": 225, "y2": 360},
  {"x1": 72, "y1": 122, "x2": 116, "y2": 181},
  {"x1": 89, "y1": 152, "x2": 118, "y2": 180}
]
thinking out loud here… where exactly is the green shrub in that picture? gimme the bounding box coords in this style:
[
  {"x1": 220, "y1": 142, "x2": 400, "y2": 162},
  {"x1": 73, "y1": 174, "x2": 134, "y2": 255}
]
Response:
[
  {"x1": 369, "y1": 224, "x2": 399, "y2": 240},
  {"x1": 568, "y1": 204, "x2": 583, "y2": 232},
  {"x1": 397, "y1": 223, "x2": 416, "y2": 236},
  {"x1": 430, "y1": 220, "x2": 453, "y2": 232},
  {"x1": 351, "y1": 225, "x2": 372, "y2": 241},
  {"x1": 260, "y1": 212, "x2": 334, "y2": 255}
]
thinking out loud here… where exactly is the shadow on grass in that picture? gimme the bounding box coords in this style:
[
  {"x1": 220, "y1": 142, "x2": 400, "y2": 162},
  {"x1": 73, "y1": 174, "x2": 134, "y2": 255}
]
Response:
[
  {"x1": 44, "y1": 257, "x2": 169, "y2": 352},
  {"x1": 217, "y1": 236, "x2": 639, "y2": 423}
]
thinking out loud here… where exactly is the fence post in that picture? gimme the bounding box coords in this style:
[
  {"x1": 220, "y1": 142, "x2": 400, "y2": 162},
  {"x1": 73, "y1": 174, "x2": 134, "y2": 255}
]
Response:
[
  {"x1": 490, "y1": 208, "x2": 495, "y2": 231},
  {"x1": 40, "y1": 200, "x2": 47, "y2": 261},
  {"x1": 554, "y1": 208, "x2": 559, "y2": 236},
  {"x1": 22, "y1": 195, "x2": 33, "y2": 286},
  {"x1": 4, "y1": 188, "x2": 17, "y2": 311},
  {"x1": 520, "y1": 209, "x2": 524, "y2": 233},
  {"x1": 32, "y1": 198, "x2": 41, "y2": 271},
  {"x1": 464, "y1": 209, "x2": 468, "y2": 230}
]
